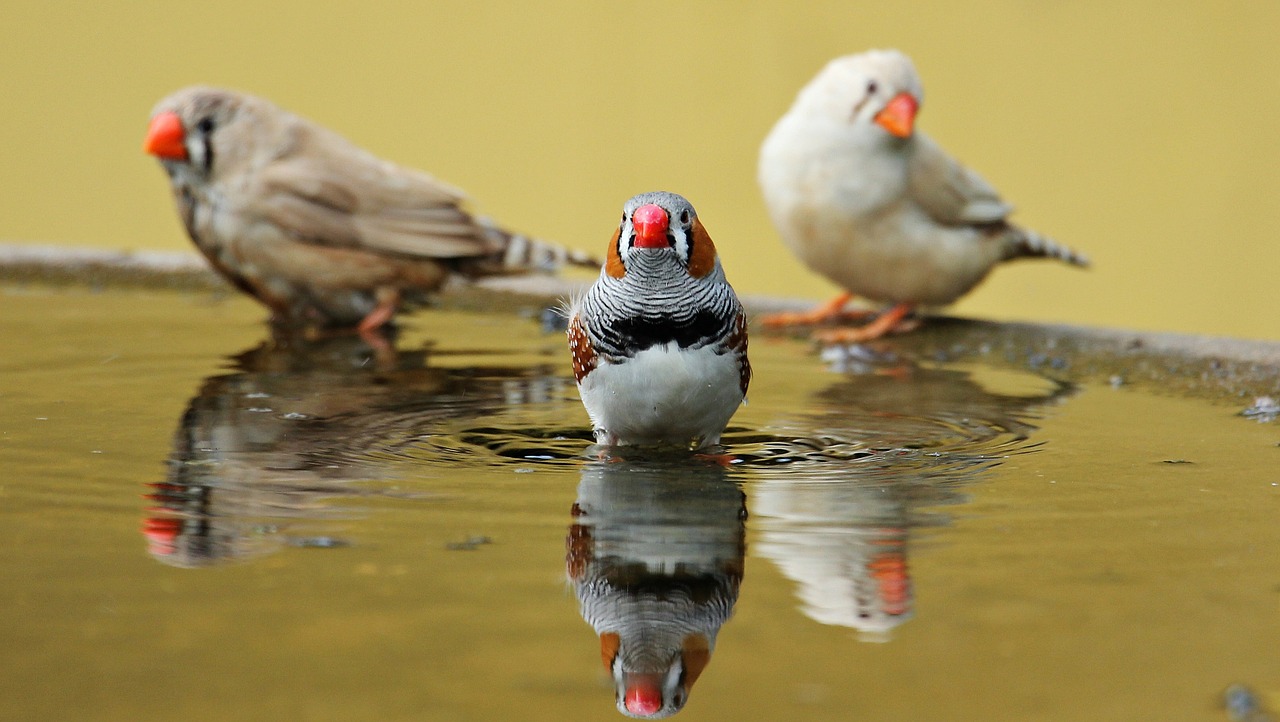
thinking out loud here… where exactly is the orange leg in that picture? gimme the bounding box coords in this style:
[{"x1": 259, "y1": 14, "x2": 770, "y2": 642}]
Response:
[
  {"x1": 694, "y1": 451, "x2": 738, "y2": 467},
  {"x1": 813, "y1": 302, "x2": 918, "y2": 344},
  {"x1": 356, "y1": 292, "x2": 400, "y2": 360},
  {"x1": 759, "y1": 292, "x2": 870, "y2": 328},
  {"x1": 357, "y1": 297, "x2": 398, "y2": 335}
]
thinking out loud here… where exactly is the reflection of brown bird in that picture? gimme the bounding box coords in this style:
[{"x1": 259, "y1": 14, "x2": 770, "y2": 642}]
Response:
[
  {"x1": 143, "y1": 86, "x2": 598, "y2": 332},
  {"x1": 566, "y1": 460, "x2": 745, "y2": 718},
  {"x1": 759, "y1": 49, "x2": 1088, "y2": 342},
  {"x1": 143, "y1": 334, "x2": 564, "y2": 567}
]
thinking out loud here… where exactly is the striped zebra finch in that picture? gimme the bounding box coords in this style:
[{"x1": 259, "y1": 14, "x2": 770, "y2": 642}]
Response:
[{"x1": 567, "y1": 191, "x2": 750, "y2": 450}]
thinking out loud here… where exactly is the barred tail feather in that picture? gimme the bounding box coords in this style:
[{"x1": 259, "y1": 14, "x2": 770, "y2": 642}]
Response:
[
  {"x1": 478, "y1": 217, "x2": 601, "y2": 272},
  {"x1": 1007, "y1": 227, "x2": 1090, "y2": 268}
]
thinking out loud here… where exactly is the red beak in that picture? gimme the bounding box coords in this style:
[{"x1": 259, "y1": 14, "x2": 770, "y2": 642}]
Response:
[
  {"x1": 631, "y1": 204, "x2": 670, "y2": 248},
  {"x1": 143, "y1": 111, "x2": 189, "y2": 160},
  {"x1": 623, "y1": 674, "x2": 664, "y2": 716},
  {"x1": 874, "y1": 92, "x2": 918, "y2": 138}
]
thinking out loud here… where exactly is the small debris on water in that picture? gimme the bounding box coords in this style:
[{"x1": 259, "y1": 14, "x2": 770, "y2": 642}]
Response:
[
  {"x1": 289, "y1": 536, "x2": 350, "y2": 549},
  {"x1": 820, "y1": 344, "x2": 896, "y2": 373},
  {"x1": 446, "y1": 535, "x2": 493, "y2": 551},
  {"x1": 1161, "y1": 459, "x2": 1194, "y2": 465},
  {"x1": 1241, "y1": 396, "x2": 1280, "y2": 423},
  {"x1": 1223, "y1": 683, "x2": 1276, "y2": 722}
]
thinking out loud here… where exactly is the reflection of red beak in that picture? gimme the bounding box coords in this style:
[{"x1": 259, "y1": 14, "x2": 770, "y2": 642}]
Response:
[
  {"x1": 141, "y1": 516, "x2": 182, "y2": 556},
  {"x1": 631, "y1": 204, "x2": 670, "y2": 248},
  {"x1": 623, "y1": 673, "x2": 664, "y2": 716},
  {"x1": 143, "y1": 111, "x2": 189, "y2": 160},
  {"x1": 874, "y1": 92, "x2": 918, "y2": 138}
]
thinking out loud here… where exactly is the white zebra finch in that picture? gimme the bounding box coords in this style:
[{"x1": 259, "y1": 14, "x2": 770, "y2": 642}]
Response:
[
  {"x1": 144, "y1": 86, "x2": 597, "y2": 333},
  {"x1": 567, "y1": 192, "x2": 750, "y2": 450},
  {"x1": 758, "y1": 49, "x2": 1089, "y2": 342}
]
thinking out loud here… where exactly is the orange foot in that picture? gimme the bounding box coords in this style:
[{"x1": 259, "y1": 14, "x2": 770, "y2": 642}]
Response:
[
  {"x1": 695, "y1": 451, "x2": 739, "y2": 467},
  {"x1": 759, "y1": 292, "x2": 875, "y2": 328},
  {"x1": 812, "y1": 302, "x2": 919, "y2": 344},
  {"x1": 357, "y1": 295, "x2": 399, "y2": 336}
]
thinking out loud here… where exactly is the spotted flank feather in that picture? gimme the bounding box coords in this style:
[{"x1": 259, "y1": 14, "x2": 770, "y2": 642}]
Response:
[
  {"x1": 567, "y1": 314, "x2": 597, "y2": 385},
  {"x1": 726, "y1": 310, "x2": 752, "y2": 399}
]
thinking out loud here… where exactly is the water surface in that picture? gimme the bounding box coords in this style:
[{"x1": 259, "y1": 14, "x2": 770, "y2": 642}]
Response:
[{"x1": 2, "y1": 287, "x2": 1277, "y2": 721}]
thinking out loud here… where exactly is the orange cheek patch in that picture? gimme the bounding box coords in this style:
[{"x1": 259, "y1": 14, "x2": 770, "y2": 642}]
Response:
[
  {"x1": 680, "y1": 633, "x2": 712, "y2": 690},
  {"x1": 605, "y1": 227, "x2": 626, "y2": 279},
  {"x1": 686, "y1": 219, "x2": 717, "y2": 279},
  {"x1": 600, "y1": 632, "x2": 621, "y2": 671}
]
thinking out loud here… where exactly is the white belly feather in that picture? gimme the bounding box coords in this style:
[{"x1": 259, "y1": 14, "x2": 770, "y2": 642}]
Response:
[{"x1": 578, "y1": 342, "x2": 744, "y2": 448}]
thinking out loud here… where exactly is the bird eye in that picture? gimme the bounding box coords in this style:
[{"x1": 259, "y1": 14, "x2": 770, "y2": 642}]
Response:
[
  {"x1": 679, "y1": 209, "x2": 690, "y2": 224},
  {"x1": 866, "y1": 81, "x2": 878, "y2": 95},
  {"x1": 196, "y1": 116, "x2": 215, "y2": 135}
]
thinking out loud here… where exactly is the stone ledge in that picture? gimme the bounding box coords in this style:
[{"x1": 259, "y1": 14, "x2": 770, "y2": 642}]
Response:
[{"x1": 2, "y1": 242, "x2": 1277, "y2": 402}]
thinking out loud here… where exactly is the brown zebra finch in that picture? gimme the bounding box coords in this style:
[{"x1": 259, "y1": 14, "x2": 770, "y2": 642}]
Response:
[
  {"x1": 758, "y1": 49, "x2": 1089, "y2": 342},
  {"x1": 143, "y1": 86, "x2": 597, "y2": 333},
  {"x1": 567, "y1": 192, "x2": 750, "y2": 450}
]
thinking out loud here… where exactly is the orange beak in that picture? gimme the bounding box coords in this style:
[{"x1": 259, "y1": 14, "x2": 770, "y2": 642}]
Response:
[
  {"x1": 143, "y1": 111, "x2": 188, "y2": 160},
  {"x1": 874, "y1": 92, "x2": 918, "y2": 138},
  {"x1": 631, "y1": 204, "x2": 670, "y2": 248}
]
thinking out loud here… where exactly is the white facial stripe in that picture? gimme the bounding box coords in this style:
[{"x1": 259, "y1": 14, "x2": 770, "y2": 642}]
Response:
[
  {"x1": 617, "y1": 217, "x2": 634, "y2": 262},
  {"x1": 186, "y1": 134, "x2": 206, "y2": 170},
  {"x1": 671, "y1": 225, "x2": 691, "y2": 265}
]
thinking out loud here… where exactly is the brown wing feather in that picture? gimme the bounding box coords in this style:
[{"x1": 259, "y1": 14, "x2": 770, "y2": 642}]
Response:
[{"x1": 254, "y1": 122, "x2": 494, "y2": 260}]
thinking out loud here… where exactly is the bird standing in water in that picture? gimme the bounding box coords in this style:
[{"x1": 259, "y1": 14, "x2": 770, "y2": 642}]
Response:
[{"x1": 567, "y1": 191, "x2": 750, "y2": 450}]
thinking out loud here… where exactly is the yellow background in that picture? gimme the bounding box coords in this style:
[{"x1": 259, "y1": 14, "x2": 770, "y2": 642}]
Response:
[{"x1": 2, "y1": 1, "x2": 1277, "y2": 339}]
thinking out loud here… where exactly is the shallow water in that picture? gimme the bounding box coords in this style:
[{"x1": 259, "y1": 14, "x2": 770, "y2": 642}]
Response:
[{"x1": 2, "y1": 287, "x2": 1278, "y2": 721}]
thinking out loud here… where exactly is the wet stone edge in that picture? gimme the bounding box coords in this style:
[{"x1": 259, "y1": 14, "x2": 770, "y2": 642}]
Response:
[{"x1": 2, "y1": 242, "x2": 1278, "y2": 403}]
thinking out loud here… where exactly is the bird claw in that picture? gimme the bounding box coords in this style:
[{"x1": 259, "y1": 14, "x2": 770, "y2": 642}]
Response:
[{"x1": 811, "y1": 303, "x2": 919, "y2": 345}]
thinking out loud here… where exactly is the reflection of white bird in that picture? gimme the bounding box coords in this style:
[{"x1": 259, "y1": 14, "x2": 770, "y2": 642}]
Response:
[
  {"x1": 752, "y1": 363, "x2": 1073, "y2": 637},
  {"x1": 567, "y1": 461, "x2": 745, "y2": 718},
  {"x1": 567, "y1": 192, "x2": 750, "y2": 450},
  {"x1": 759, "y1": 49, "x2": 1088, "y2": 342},
  {"x1": 752, "y1": 478, "x2": 913, "y2": 639}
]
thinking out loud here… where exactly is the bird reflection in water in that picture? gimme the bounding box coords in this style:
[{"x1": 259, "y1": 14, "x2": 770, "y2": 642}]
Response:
[
  {"x1": 566, "y1": 458, "x2": 746, "y2": 718},
  {"x1": 752, "y1": 363, "x2": 1076, "y2": 639},
  {"x1": 143, "y1": 330, "x2": 563, "y2": 567}
]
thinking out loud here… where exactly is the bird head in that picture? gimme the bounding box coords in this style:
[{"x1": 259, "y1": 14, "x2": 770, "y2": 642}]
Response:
[
  {"x1": 143, "y1": 86, "x2": 248, "y2": 180},
  {"x1": 605, "y1": 191, "x2": 718, "y2": 280},
  {"x1": 798, "y1": 49, "x2": 924, "y2": 140},
  {"x1": 600, "y1": 631, "x2": 712, "y2": 719}
]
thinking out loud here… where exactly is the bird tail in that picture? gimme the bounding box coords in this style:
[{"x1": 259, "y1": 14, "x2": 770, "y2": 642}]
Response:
[
  {"x1": 1005, "y1": 227, "x2": 1090, "y2": 268},
  {"x1": 478, "y1": 217, "x2": 601, "y2": 273}
]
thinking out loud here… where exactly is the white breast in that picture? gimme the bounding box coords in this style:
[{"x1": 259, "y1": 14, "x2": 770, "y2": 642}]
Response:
[{"x1": 577, "y1": 343, "x2": 744, "y2": 449}]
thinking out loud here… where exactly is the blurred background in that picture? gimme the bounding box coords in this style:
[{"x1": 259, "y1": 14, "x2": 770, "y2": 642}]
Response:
[{"x1": 2, "y1": 0, "x2": 1277, "y2": 339}]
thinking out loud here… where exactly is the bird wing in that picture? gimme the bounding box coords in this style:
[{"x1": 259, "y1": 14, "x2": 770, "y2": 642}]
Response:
[
  {"x1": 907, "y1": 134, "x2": 1014, "y2": 226},
  {"x1": 254, "y1": 128, "x2": 496, "y2": 260}
]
